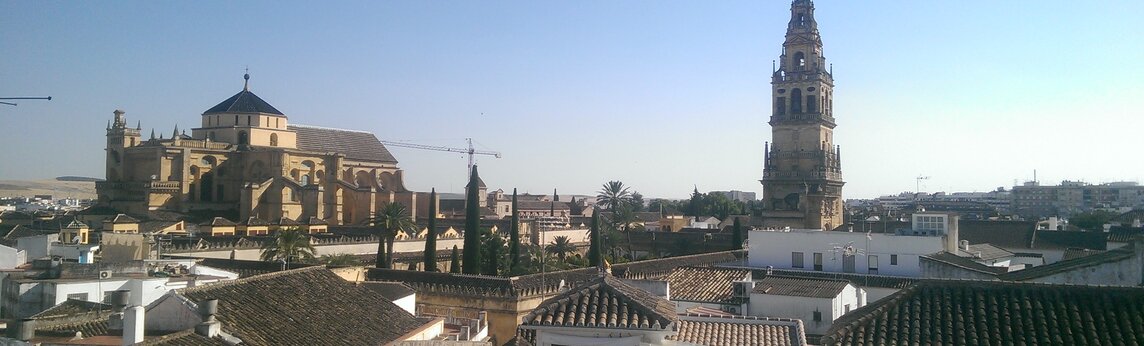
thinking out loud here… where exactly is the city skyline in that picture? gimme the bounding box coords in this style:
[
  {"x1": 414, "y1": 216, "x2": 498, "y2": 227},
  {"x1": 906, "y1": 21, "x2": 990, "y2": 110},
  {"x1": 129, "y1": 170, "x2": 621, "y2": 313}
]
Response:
[{"x1": 2, "y1": 1, "x2": 1141, "y2": 199}]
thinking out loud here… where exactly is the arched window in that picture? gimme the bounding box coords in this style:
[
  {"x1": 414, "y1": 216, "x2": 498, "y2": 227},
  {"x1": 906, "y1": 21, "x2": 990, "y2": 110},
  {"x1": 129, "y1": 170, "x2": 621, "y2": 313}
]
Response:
[
  {"x1": 793, "y1": 52, "x2": 806, "y2": 70},
  {"x1": 790, "y1": 88, "x2": 803, "y2": 113},
  {"x1": 270, "y1": 133, "x2": 278, "y2": 147},
  {"x1": 209, "y1": 131, "x2": 216, "y2": 141},
  {"x1": 238, "y1": 131, "x2": 248, "y2": 145},
  {"x1": 807, "y1": 95, "x2": 817, "y2": 113},
  {"x1": 798, "y1": 13, "x2": 806, "y2": 26},
  {"x1": 776, "y1": 97, "x2": 786, "y2": 115}
]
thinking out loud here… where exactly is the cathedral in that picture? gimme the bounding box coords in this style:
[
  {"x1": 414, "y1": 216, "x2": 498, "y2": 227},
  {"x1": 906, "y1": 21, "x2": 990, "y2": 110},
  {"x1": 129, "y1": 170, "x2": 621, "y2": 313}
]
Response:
[
  {"x1": 760, "y1": 0, "x2": 845, "y2": 230},
  {"x1": 96, "y1": 74, "x2": 425, "y2": 226}
]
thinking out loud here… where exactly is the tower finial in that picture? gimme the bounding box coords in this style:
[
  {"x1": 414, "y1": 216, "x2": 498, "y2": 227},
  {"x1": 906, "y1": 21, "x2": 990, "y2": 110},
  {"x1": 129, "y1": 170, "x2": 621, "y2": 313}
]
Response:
[{"x1": 243, "y1": 68, "x2": 250, "y2": 91}]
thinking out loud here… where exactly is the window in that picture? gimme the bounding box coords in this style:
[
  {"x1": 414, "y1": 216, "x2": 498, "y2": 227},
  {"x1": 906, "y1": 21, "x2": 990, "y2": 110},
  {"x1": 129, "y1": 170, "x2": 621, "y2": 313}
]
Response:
[
  {"x1": 844, "y1": 304, "x2": 852, "y2": 314},
  {"x1": 891, "y1": 254, "x2": 898, "y2": 265},
  {"x1": 790, "y1": 88, "x2": 802, "y2": 113},
  {"x1": 792, "y1": 252, "x2": 804, "y2": 268},
  {"x1": 270, "y1": 133, "x2": 278, "y2": 147},
  {"x1": 776, "y1": 97, "x2": 786, "y2": 115},
  {"x1": 813, "y1": 252, "x2": 823, "y2": 271},
  {"x1": 868, "y1": 255, "x2": 879, "y2": 274},
  {"x1": 807, "y1": 95, "x2": 817, "y2": 113},
  {"x1": 812, "y1": 310, "x2": 822, "y2": 322},
  {"x1": 67, "y1": 293, "x2": 88, "y2": 301},
  {"x1": 793, "y1": 52, "x2": 806, "y2": 70}
]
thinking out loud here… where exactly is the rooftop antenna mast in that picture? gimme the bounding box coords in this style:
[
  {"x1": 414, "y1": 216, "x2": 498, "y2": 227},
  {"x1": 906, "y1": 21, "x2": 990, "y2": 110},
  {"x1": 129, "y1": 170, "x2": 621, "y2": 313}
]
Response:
[{"x1": 915, "y1": 175, "x2": 930, "y2": 201}]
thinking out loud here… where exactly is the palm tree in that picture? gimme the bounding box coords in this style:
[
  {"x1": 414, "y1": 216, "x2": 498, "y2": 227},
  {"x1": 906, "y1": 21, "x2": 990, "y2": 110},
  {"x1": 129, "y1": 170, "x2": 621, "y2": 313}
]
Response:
[
  {"x1": 545, "y1": 236, "x2": 576, "y2": 262},
  {"x1": 365, "y1": 202, "x2": 416, "y2": 269},
  {"x1": 612, "y1": 204, "x2": 639, "y2": 260},
  {"x1": 260, "y1": 227, "x2": 316, "y2": 265},
  {"x1": 319, "y1": 253, "x2": 360, "y2": 266},
  {"x1": 596, "y1": 181, "x2": 633, "y2": 214}
]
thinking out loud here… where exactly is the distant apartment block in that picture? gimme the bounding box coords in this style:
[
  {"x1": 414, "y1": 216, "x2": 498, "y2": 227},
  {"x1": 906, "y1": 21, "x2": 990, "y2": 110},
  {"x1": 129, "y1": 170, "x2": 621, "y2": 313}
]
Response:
[
  {"x1": 1012, "y1": 181, "x2": 1144, "y2": 219},
  {"x1": 715, "y1": 190, "x2": 757, "y2": 203},
  {"x1": 875, "y1": 190, "x2": 1011, "y2": 214}
]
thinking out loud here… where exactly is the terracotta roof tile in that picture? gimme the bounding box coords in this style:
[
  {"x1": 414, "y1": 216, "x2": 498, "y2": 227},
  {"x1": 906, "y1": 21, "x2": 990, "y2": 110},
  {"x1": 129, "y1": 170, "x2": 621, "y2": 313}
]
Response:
[
  {"x1": 521, "y1": 275, "x2": 677, "y2": 330},
  {"x1": 177, "y1": 267, "x2": 423, "y2": 345},
  {"x1": 822, "y1": 280, "x2": 1144, "y2": 345},
  {"x1": 753, "y1": 276, "x2": 851, "y2": 298},
  {"x1": 999, "y1": 242, "x2": 1137, "y2": 281},
  {"x1": 921, "y1": 252, "x2": 1008, "y2": 276},
  {"x1": 669, "y1": 314, "x2": 807, "y2": 346},
  {"x1": 290, "y1": 125, "x2": 397, "y2": 163},
  {"x1": 664, "y1": 266, "x2": 751, "y2": 303}
]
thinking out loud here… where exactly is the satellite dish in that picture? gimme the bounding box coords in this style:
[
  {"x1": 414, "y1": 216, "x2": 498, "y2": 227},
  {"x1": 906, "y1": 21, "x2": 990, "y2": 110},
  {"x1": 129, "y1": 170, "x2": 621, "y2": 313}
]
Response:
[{"x1": 72, "y1": 235, "x2": 81, "y2": 243}]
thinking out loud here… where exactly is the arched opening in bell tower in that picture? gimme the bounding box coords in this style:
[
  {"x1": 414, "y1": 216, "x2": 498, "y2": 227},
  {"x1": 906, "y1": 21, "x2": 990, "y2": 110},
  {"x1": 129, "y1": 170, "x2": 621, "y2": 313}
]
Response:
[{"x1": 793, "y1": 52, "x2": 806, "y2": 71}]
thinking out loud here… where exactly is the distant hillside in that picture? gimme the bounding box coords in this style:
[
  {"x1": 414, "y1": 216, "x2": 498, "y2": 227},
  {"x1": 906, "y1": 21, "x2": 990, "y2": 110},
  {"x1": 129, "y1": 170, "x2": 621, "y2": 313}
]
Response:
[
  {"x1": 56, "y1": 176, "x2": 103, "y2": 182},
  {"x1": 0, "y1": 179, "x2": 97, "y2": 199}
]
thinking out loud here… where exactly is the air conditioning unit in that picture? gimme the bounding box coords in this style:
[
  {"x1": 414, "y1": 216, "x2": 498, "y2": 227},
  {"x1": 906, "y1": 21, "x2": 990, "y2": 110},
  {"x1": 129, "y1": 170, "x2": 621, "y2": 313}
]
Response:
[{"x1": 99, "y1": 271, "x2": 112, "y2": 279}]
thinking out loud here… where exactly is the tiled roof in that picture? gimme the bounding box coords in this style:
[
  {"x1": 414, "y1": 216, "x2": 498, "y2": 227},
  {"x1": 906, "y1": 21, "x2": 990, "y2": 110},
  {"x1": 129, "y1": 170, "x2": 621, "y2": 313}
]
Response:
[
  {"x1": 1033, "y1": 230, "x2": 1107, "y2": 250},
  {"x1": 141, "y1": 329, "x2": 230, "y2": 346},
  {"x1": 270, "y1": 217, "x2": 300, "y2": 226},
  {"x1": 140, "y1": 220, "x2": 181, "y2": 233},
  {"x1": 612, "y1": 250, "x2": 745, "y2": 280},
  {"x1": 108, "y1": 213, "x2": 141, "y2": 224},
  {"x1": 203, "y1": 89, "x2": 284, "y2": 115},
  {"x1": 753, "y1": 276, "x2": 851, "y2": 298},
  {"x1": 1062, "y1": 248, "x2": 1104, "y2": 261},
  {"x1": 521, "y1": 275, "x2": 677, "y2": 330},
  {"x1": 669, "y1": 314, "x2": 807, "y2": 346},
  {"x1": 956, "y1": 243, "x2": 1012, "y2": 261},
  {"x1": 3, "y1": 224, "x2": 51, "y2": 240},
  {"x1": 62, "y1": 219, "x2": 88, "y2": 229},
  {"x1": 821, "y1": 280, "x2": 1144, "y2": 346},
  {"x1": 290, "y1": 124, "x2": 397, "y2": 163},
  {"x1": 920, "y1": 252, "x2": 1007, "y2": 276},
  {"x1": 515, "y1": 200, "x2": 571, "y2": 211},
  {"x1": 1107, "y1": 226, "x2": 1144, "y2": 243},
  {"x1": 1113, "y1": 209, "x2": 1144, "y2": 224},
  {"x1": 999, "y1": 242, "x2": 1137, "y2": 281},
  {"x1": 177, "y1": 267, "x2": 424, "y2": 345},
  {"x1": 359, "y1": 281, "x2": 416, "y2": 301},
  {"x1": 30, "y1": 299, "x2": 112, "y2": 319},
  {"x1": 300, "y1": 216, "x2": 328, "y2": 225},
  {"x1": 200, "y1": 217, "x2": 236, "y2": 227},
  {"x1": 724, "y1": 266, "x2": 921, "y2": 290},
  {"x1": 237, "y1": 217, "x2": 269, "y2": 226},
  {"x1": 664, "y1": 266, "x2": 751, "y2": 303}
]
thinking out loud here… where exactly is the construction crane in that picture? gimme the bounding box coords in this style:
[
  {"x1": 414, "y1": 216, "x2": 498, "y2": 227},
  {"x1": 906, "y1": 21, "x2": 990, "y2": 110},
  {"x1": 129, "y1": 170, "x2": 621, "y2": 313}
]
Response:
[
  {"x1": 380, "y1": 138, "x2": 501, "y2": 175},
  {"x1": 915, "y1": 175, "x2": 931, "y2": 201}
]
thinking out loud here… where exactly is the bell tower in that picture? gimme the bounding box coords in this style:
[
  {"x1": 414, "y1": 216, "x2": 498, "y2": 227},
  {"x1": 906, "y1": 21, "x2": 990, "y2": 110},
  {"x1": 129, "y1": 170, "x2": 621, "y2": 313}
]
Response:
[
  {"x1": 760, "y1": 0, "x2": 844, "y2": 230},
  {"x1": 105, "y1": 109, "x2": 141, "y2": 182}
]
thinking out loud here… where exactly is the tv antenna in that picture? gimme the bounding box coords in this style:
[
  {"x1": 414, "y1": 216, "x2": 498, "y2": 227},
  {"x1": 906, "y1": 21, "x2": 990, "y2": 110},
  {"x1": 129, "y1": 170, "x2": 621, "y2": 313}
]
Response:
[{"x1": 1, "y1": 96, "x2": 52, "y2": 107}]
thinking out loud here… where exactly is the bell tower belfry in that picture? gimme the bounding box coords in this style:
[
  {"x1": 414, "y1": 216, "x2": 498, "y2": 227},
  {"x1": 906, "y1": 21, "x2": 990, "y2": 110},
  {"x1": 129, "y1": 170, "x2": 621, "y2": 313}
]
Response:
[{"x1": 760, "y1": 0, "x2": 844, "y2": 230}]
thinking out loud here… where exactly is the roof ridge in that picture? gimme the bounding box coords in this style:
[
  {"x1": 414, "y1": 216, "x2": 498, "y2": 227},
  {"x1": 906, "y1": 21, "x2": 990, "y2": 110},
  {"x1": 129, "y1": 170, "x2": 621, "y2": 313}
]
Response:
[
  {"x1": 178, "y1": 266, "x2": 324, "y2": 294},
  {"x1": 289, "y1": 123, "x2": 373, "y2": 134}
]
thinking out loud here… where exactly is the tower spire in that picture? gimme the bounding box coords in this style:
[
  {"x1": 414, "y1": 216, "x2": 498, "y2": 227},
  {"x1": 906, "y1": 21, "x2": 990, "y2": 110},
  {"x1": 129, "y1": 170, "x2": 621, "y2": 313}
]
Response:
[{"x1": 243, "y1": 69, "x2": 250, "y2": 91}]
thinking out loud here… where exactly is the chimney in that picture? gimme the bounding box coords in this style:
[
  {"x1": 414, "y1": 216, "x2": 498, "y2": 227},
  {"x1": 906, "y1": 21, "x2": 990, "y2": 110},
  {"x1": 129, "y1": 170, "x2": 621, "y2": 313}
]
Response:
[
  {"x1": 5, "y1": 318, "x2": 35, "y2": 342},
  {"x1": 960, "y1": 240, "x2": 970, "y2": 252},
  {"x1": 194, "y1": 299, "x2": 221, "y2": 338},
  {"x1": 122, "y1": 305, "x2": 144, "y2": 345},
  {"x1": 108, "y1": 290, "x2": 130, "y2": 332},
  {"x1": 944, "y1": 214, "x2": 960, "y2": 253}
]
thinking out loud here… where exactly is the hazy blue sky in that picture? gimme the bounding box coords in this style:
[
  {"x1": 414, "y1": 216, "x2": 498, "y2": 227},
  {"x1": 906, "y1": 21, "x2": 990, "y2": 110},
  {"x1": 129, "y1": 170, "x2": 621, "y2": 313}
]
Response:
[{"x1": 2, "y1": 1, "x2": 1141, "y2": 199}]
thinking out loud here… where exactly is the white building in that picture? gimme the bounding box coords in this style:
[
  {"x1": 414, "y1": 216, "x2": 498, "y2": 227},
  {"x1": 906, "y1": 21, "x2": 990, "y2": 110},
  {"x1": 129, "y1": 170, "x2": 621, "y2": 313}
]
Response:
[
  {"x1": 1, "y1": 259, "x2": 237, "y2": 318},
  {"x1": 747, "y1": 212, "x2": 961, "y2": 277},
  {"x1": 747, "y1": 276, "x2": 865, "y2": 336}
]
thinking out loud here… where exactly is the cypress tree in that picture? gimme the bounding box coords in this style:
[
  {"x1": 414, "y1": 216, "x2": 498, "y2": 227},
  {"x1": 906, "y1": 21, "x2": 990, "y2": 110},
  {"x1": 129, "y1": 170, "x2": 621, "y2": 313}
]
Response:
[
  {"x1": 483, "y1": 228, "x2": 500, "y2": 276},
  {"x1": 423, "y1": 188, "x2": 438, "y2": 271},
  {"x1": 587, "y1": 208, "x2": 601, "y2": 268},
  {"x1": 462, "y1": 166, "x2": 482, "y2": 274},
  {"x1": 732, "y1": 217, "x2": 744, "y2": 249},
  {"x1": 449, "y1": 245, "x2": 460, "y2": 273},
  {"x1": 509, "y1": 188, "x2": 520, "y2": 270}
]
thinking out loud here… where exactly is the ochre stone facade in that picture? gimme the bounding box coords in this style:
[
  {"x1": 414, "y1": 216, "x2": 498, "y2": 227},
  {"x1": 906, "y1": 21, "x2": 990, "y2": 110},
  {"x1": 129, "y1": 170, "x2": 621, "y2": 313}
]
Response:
[
  {"x1": 761, "y1": 0, "x2": 845, "y2": 230},
  {"x1": 96, "y1": 75, "x2": 424, "y2": 226}
]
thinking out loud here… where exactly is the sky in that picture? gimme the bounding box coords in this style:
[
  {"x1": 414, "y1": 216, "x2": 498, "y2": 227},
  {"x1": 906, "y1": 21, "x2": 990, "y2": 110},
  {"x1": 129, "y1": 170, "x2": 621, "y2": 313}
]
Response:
[{"x1": 1, "y1": 1, "x2": 1142, "y2": 200}]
